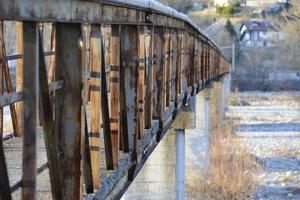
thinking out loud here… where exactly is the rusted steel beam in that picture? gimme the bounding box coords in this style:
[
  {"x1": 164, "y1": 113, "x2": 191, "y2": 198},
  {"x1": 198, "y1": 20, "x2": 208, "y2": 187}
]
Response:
[
  {"x1": 0, "y1": 20, "x2": 12, "y2": 200},
  {"x1": 137, "y1": 26, "x2": 145, "y2": 139},
  {"x1": 121, "y1": 25, "x2": 138, "y2": 160},
  {"x1": 37, "y1": 29, "x2": 63, "y2": 200},
  {"x1": 152, "y1": 27, "x2": 164, "y2": 122},
  {"x1": 16, "y1": 21, "x2": 23, "y2": 136},
  {"x1": 89, "y1": 24, "x2": 102, "y2": 188},
  {"x1": 144, "y1": 26, "x2": 153, "y2": 129},
  {"x1": 109, "y1": 24, "x2": 120, "y2": 166},
  {"x1": 22, "y1": 21, "x2": 38, "y2": 200},
  {"x1": 2, "y1": 38, "x2": 20, "y2": 137},
  {"x1": 55, "y1": 23, "x2": 82, "y2": 200}
]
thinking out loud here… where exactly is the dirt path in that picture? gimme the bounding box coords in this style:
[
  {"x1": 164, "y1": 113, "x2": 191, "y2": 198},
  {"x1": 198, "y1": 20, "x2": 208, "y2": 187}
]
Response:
[{"x1": 226, "y1": 92, "x2": 300, "y2": 200}]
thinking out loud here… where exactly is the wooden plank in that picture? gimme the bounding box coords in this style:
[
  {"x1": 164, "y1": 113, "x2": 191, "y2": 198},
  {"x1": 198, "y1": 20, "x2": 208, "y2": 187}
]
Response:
[
  {"x1": 109, "y1": 25, "x2": 120, "y2": 166},
  {"x1": 170, "y1": 30, "x2": 177, "y2": 102},
  {"x1": 22, "y1": 21, "x2": 38, "y2": 200},
  {"x1": 121, "y1": 25, "x2": 138, "y2": 159},
  {"x1": 47, "y1": 23, "x2": 55, "y2": 83},
  {"x1": 174, "y1": 31, "x2": 182, "y2": 107},
  {"x1": 0, "y1": 92, "x2": 23, "y2": 107},
  {"x1": 152, "y1": 27, "x2": 164, "y2": 122},
  {"x1": 37, "y1": 29, "x2": 63, "y2": 200},
  {"x1": 119, "y1": 26, "x2": 129, "y2": 153},
  {"x1": 16, "y1": 21, "x2": 23, "y2": 136},
  {"x1": 137, "y1": 26, "x2": 145, "y2": 139},
  {"x1": 100, "y1": 26, "x2": 114, "y2": 170},
  {"x1": 144, "y1": 26, "x2": 153, "y2": 129},
  {"x1": 164, "y1": 29, "x2": 170, "y2": 107},
  {"x1": 2, "y1": 38, "x2": 20, "y2": 137},
  {"x1": 89, "y1": 24, "x2": 101, "y2": 186},
  {"x1": 55, "y1": 23, "x2": 82, "y2": 200},
  {"x1": 0, "y1": 20, "x2": 12, "y2": 200},
  {"x1": 48, "y1": 80, "x2": 64, "y2": 92}
]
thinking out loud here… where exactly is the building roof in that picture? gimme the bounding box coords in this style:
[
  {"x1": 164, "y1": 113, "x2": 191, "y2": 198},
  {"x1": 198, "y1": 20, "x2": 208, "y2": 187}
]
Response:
[{"x1": 240, "y1": 20, "x2": 275, "y2": 32}]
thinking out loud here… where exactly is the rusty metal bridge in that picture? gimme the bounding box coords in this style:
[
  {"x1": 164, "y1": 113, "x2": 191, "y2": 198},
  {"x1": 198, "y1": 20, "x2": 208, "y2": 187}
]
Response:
[{"x1": 0, "y1": 0, "x2": 229, "y2": 199}]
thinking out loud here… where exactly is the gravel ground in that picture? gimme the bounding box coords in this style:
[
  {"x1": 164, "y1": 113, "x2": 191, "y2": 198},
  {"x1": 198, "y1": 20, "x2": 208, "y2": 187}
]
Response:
[{"x1": 226, "y1": 91, "x2": 300, "y2": 200}]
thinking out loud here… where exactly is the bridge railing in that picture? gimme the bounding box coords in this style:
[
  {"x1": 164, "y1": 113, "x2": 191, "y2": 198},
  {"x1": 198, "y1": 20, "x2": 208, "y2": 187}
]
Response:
[{"x1": 0, "y1": 1, "x2": 229, "y2": 200}]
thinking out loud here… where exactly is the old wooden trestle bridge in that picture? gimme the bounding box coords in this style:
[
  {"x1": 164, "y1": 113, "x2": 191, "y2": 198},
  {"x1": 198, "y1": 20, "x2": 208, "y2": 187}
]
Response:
[{"x1": 0, "y1": 0, "x2": 229, "y2": 199}]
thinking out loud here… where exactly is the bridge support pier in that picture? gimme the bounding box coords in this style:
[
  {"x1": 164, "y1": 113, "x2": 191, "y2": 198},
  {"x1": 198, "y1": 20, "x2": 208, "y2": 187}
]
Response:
[
  {"x1": 175, "y1": 128, "x2": 185, "y2": 200},
  {"x1": 172, "y1": 96, "x2": 196, "y2": 200}
]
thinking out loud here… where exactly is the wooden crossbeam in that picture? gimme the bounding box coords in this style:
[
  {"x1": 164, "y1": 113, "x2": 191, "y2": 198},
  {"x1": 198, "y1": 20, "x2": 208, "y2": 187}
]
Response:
[{"x1": 0, "y1": 92, "x2": 23, "y2": 107}]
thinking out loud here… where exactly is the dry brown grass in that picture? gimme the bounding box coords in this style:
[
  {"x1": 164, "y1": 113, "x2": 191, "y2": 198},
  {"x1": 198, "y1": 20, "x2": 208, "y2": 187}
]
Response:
[{"x1": 187, "y1": 124, "x2": 259, "y2": 200}]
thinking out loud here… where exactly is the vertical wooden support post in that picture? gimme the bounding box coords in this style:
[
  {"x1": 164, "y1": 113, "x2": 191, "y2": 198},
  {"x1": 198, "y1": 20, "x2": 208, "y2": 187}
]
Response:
[
  {"x1": 121, "y1": 25, "x2": 138, "y2": 160},
  {"x1": 109, "y1": 25, "x2": 120, "y2": 166},
  {"x1": 164, "y1": 29, "x2": 170, "y2": 107},
  {"x1": 170, "y1": 30, "x2": 176, "y2": 103},
  {"x1": 38, "y1": 29, "x2": 63, "y2": 200},
  {"x1": 181, "y1": 33, "x2": 187, "y2": 93},
  {"x1": 144, "y1": 26, "x2": 153, "y2": 129},
  {"x1": 100, "y1": 26, "x2": 114, "y2": 170},
  {"x1": 89, "y1": 25, "x2": 101, "y2": 188},
  {"x1": 137, "y1": 26, "x2": 145, "y2": 138},
  {"x1": 0, "y1": 21, "x2": 12, "y2": 200},
  {"x1": 16, "y1": 22, "x2": 23, "y2": 136},
  {"x1": 22, "y1": 21, "x2": 38, "y2": 200},
  {"x1": 175, "y1": 31, "x2": 181, "y2": 107},
  {"x1": 152, "y1": 27, "x2": 164, "y2": 125},
  {"x1": 48, "y1": 24, "x2": 56, "y2": 83},
  {"x1": 55, "y1": 23, "x2": 82, "y2": 200}
]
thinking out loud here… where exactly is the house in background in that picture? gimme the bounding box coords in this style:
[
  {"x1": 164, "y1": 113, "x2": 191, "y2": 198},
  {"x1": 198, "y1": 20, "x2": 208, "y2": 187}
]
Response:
[{"x1": 239, "y1": 19, "x2": 285, "y2": 47}]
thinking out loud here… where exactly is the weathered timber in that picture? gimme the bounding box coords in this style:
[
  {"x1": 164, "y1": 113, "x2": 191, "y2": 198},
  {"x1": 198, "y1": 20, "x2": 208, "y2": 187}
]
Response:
[
  {"x1": 100, "y1": 26, "x2": 114, "y2": 170},
  {"x1": 109, "y1": 24, "x2": 120, "y2": 166},
  {"x1": 137, "y1": 26, "x2": 145, "y2": 139},
  {"x1": 22, "y1": 21, "x2": 38, "y2": 200},
  {"x1": 164, "y1": 28, "x2": 171, "y2": 107},
  {"x1": 16, "y1": 21, "x2": 23, "y2": 136},
  {"x1": 144, "y1": 26, "x2": 153, "y2": 129},
  {"x1": 121, "y1": 26, "x2": 139, "y2": 180},
  {"x1": 0, "y1": 92, "x2": 23, "y2": 107},
  {"x1": 55, "y1": 23, "x2": 82, "y2": 200},
  {"x1": 2, "y1": 39, "x2": 20, "y2": 137},
  {"x1": 170, "y1": 30, "x2": 177, "y2": 103},
  {"x1": 47, "y1": 23, "x2": 55, "y2": 83},
  {"x1": 152, "y1": 27, "x2": 164, "y2": 122},
  {"x1": 89, "y1": 24, "x2": 101, "y2": 188},
  {"x1": 0, "y1": 20, "x2": 12, "y2": 200},
  {"x1": 174, "y1": 31, "x2": 181, "y2": 108},
  {"x1": 37, "y1": 29, "x2": 63, "y2": 200},
  {"x1": 121, "y1": 25, "x2": 138, "y2": 153}
]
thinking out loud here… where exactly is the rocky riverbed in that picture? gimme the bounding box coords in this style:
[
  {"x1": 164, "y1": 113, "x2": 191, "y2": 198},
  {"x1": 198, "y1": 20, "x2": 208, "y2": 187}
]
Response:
[{"x1": 226, "y1": 91, "x2": 300, "y2": 200}]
